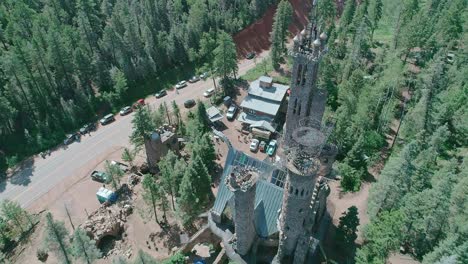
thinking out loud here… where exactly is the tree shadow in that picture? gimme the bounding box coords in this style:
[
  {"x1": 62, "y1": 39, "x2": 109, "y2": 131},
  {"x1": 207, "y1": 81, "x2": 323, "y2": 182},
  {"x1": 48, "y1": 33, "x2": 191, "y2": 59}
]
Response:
[
  {"x1": 8, "y1": 158, "x2": 35, "y2": 187},
  {"x1": 151, "y1": 223, "x2": 182, "y2": 250}
]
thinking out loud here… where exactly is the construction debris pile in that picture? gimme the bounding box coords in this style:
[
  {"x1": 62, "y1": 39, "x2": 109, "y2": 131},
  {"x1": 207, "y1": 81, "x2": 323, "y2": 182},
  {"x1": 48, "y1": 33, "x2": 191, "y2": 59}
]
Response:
[{"x1": 81, "y1": 201, "x2": 134, "y2": 258}]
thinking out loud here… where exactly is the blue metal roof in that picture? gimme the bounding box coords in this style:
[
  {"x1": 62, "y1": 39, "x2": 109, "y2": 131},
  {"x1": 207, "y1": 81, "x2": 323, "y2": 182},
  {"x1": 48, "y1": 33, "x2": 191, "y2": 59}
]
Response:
[{"x1": 212, "y1": 148, "x2": 285, "y2": 237}]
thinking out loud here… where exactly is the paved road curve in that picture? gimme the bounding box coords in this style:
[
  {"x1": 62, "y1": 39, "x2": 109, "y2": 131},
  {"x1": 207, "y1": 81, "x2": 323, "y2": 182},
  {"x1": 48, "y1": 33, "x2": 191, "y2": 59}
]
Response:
[{"x1": 0, "y1": 53, "x2": 268, "y2": 208}]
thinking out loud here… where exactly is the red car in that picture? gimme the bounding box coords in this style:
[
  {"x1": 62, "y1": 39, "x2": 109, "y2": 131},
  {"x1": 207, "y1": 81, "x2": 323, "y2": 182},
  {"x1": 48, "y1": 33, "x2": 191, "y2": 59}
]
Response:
[{"x1": 133, "y1": 99, "x2": 145, "y2": 109}]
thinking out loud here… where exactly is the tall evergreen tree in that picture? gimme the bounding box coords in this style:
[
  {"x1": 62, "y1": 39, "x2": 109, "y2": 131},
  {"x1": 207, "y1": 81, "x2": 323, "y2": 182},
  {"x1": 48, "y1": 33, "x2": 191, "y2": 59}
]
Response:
[
  {"x1": 71, "y1": 227, "x2": 101, "y2": 264},
  {"x1": 44, "y1": 212, "x2": 72, "y2": 264}
]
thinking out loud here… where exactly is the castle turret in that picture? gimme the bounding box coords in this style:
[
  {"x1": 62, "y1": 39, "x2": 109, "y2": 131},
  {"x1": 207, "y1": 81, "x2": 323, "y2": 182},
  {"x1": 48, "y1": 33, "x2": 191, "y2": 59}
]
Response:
[
  {"x1": 284, "y1": 26, "x2": 328, "y2": 147},
  {"x1": 226, "y1": 167, "x2": 258, "y2": 255},
  {"x1": 277, "y1": 156, "x2": 320, "y2": 260}
]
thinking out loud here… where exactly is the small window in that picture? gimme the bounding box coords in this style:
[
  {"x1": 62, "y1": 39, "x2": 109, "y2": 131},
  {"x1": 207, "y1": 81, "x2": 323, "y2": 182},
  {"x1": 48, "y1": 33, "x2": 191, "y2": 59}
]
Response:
[
  {"x1": 299, "y1": 209, "x2": 303, "y2": 213},
  {"x1": 295, "y1": 189, "x2": 298, "y2": 196},
  {"x1": 301, "y1": 189, "x2": 304, "y2": 196}
]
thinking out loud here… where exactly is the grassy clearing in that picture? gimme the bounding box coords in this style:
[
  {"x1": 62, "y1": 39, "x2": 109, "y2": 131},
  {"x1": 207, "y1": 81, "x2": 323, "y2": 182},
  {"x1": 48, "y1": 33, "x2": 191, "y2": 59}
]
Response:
[{"x1": 242, "y1": 56, "x2": 291, "y2": 85}]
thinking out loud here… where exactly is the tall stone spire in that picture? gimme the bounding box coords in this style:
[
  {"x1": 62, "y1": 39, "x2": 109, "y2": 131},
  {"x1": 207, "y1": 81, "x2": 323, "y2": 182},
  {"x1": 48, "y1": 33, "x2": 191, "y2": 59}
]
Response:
[{"x1": 276, "y1": 0, "x2": 331, "y2": 262}]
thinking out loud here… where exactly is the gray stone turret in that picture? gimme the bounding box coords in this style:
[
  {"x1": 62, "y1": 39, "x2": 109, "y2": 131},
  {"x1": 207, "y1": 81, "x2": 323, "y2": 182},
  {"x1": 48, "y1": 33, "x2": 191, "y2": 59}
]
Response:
[
  {"x1": 276, "y1": 157, "x2": 320, "y2": 261},
  {"x1": 226, "y1": 167, "x2": 258, "y2": 255},
  {"x1": 285, "y1": 26, "x2": 328, "y2": 147}
]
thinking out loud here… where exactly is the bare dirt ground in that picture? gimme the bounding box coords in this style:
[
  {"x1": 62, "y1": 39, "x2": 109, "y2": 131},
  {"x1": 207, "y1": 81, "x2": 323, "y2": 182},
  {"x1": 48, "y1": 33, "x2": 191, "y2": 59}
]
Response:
[{"x1": 233, "y1": 0, "x2": 312, "y2": 57}]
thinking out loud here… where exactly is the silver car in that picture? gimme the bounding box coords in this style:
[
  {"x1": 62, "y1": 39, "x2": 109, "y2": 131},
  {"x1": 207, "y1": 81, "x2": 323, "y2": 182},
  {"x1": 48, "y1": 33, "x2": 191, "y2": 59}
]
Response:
[{"x1": 175, "y1": 81, "x2": 187, "y2": 89}]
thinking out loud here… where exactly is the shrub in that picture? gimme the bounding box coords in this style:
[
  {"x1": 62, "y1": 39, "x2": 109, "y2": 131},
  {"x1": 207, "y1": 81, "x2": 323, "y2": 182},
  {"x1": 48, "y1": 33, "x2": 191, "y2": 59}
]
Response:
[{"x1": 36, "y1": 248, "x2": 48, "y2": 262}]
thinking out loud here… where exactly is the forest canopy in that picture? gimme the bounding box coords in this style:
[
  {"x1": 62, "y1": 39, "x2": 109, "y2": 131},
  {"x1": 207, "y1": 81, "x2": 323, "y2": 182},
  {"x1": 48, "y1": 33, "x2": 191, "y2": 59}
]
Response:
[{"x1": 0, "y1": 0, "x2": 277, "y2": 165}]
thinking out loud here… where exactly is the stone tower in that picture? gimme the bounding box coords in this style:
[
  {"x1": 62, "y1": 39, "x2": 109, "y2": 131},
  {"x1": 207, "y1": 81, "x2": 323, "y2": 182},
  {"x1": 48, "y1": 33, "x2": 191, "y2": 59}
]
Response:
[
  {"x1": 283, "y1": 23, "x2": 328, "y2": 147},
  {"x1": 226, "y1": 167, "x2": 258, "y2": 255},
  {"x1": 276, "y1": 1, "x2": 331, "y2": 262}
]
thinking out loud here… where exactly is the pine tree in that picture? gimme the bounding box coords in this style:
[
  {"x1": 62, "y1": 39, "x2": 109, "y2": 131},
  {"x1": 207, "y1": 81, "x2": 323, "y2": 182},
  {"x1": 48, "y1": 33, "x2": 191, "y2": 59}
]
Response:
[
  {"x1": 130, "y1": 106, "x2": 156, "y2": 148},
  {"x1": 159, "y1": 150, "x2": 179, "y2": 210},
  {"x1": 71, "y1": 227, "x2": 101, "y2": 264},
  {"x1": 177, "y1": 156, "x2": 211, "y2": 225},
  {"x1": 213, "y1": 31, "x2": 238, "y2": 81},
  {"x1": 142, "y1": 174, "x2": 168, "y2": 226},
  {"x1": 336, "y1": 206, "x2": 360, "y2": 247},
  {"x1": 270, "y1": 0, "x2": 292, "y2": 69},
  {"x1": 121, "y1": 147, "x2": 136, "y2": 170},
  {"x1": 105, "y1": 160, "x2": 124, "y2": 191},
  {"x1": 0, "y1": 200, "x2": 31, "y2": 234},
  {"x1": 44, "y1": 212, "x2": 72, "y2": 264}
]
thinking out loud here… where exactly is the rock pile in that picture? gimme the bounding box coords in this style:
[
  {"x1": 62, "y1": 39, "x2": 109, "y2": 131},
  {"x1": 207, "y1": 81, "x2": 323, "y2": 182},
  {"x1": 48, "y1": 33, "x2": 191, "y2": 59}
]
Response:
[{"x1": 81, "y1": 201, "x2": 133, "y2": 248}]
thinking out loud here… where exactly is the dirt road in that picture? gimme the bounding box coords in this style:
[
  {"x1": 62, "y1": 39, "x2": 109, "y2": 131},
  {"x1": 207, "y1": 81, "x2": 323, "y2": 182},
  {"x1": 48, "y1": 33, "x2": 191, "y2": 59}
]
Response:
[{"x1": 0, "y1": 51, "x2": 269, "y2": 209}]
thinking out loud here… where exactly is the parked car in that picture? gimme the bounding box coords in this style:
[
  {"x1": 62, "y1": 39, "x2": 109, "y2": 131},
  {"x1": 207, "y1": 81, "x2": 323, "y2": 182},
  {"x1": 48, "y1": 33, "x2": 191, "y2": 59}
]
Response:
[
  {"x1": 184, "y1": 99, "x2": 196, "y2": 108},
  {"x1": 79, "y1": 123, "x2": 96, "y2": 135},
  {"x1": 250, "y1": 139, "x2": 260, "y2": 152},
  {"x1": 175, "y1": 81, "x2": 187, "y2": 89},
  {"x1": 120, "y1": 106, "x2": 132, "y2": 116},
  {"x1": 132, "y1": 99, "x2": 145, "y2": 110},
  {"x1": 100, "y1": 114, "x2": 115, "y2": 125},
  {"x1": 64, "y1": 133, "x2": 80, "y2": 145},
  {"x1": 91, "y1": 170, "x2": 110, "y2": 183},
  {"x1": 199, "y1": 72, "x2": 209, "y2": 80},
  {"x1": 203, "y1": 88, "x2": 215, "y2": 97},
  {"x1": 246, "y1": 52, "x2": 256, "y2": 60},
  {"x1": 259, "y1": 141, "x2": 267, "y2": 152},
  {"x1": 155, "y1": 90, "x2": 167, "y2": 98},
  {"x1": 189, "y1": 75, "x2": 200, "y2": 83},
  {"x1": 267, "y1": 140, "x2": 277, "y2": 156},
  {"x1": 226, "y1": 105, "x2": 237, "y2": 121}
]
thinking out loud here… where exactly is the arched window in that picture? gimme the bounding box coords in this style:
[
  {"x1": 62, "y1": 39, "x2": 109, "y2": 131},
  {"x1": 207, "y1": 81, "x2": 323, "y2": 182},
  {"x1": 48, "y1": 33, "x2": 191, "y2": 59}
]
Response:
[
  {"x1": 295, "y1": 189, "x2": 299, "y2": 196},
  {"x1": 296, "y1": 64, "x2": 303, "y2": 85},
  {"x1": 301, "y1": 189, "x2": 304, "y2": 197},
  {"x1": 301, "y1": 65, "x2": 308, "y2": 85},
  {"x1": 293, "y1": 98, "x2": 298, "y2": 114},
  {"x1": 298, "y1": 103, "x2": 302, "y2": 116}
]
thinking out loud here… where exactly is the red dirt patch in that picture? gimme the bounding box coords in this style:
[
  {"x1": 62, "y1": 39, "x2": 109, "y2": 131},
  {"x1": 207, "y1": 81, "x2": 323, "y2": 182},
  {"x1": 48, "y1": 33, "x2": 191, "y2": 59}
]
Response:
[{"x1": 233, "y1": 0, "x2": 313, "y2": 57}]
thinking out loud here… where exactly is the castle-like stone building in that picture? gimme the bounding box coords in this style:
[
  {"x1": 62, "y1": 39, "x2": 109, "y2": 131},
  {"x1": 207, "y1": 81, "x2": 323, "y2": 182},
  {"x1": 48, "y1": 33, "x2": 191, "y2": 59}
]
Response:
[{"x1": 209, "y1": 3, "x2": 337, "y2": 263}]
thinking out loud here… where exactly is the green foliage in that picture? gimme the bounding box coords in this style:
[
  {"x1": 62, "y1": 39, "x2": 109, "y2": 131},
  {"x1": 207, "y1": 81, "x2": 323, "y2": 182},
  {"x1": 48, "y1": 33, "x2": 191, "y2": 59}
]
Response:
[
  {"x1": 213, "y1": 31, "x2": 238, "y2": 81},
  {"x1": 356, "y1": 210, "x2": 407, "y2": 264},
  {"x1": 270, "y1": 0, "x2": 292, "y2": 69},
  {"x1": 0, "y1": 0, "x2": 278, "y2": 163},
  {"x1": 103, "y1": 67, "x2": 129, "y2": 110},
  {"x1": 104, "y1": 160, "x2": 125, "y2": 191},
  {"x1": 336, "y1": 206, "x2": 360, "y2": 247},
  {"x1": 71, "y1": 228, "x2": 101, "y2": 263},
  {"x1": 142, "y1": 174, "x2": 168, "y2": 225},
  {"x1": 121, "y1": 147, "x2": 136, "y2": 169},
  {"x1": 43, "y1": 212, "x2": 72, "y2": 264},
  {"x1": 130, "y1": 106, "x2": 156, "y2": 148},
  {"x1": 162, "y1": 252, "x2": 186, "y2": 264},
  {"x1": 159, "y1": 151, "x2": 183, "y2": 210},
  {"x1": 0, "y1": 199, "x2": 32, "y2": 235},
  {"x1": 338, "y1": 162, "x2": 362, "y2": 192},
  {"x1": 177, "y1": 155, "x2": 212, "y2": 225}
]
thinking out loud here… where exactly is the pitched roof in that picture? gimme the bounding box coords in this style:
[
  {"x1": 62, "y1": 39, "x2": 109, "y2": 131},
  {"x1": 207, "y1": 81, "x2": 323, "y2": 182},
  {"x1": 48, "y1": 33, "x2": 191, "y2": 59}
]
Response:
[
  {"x1": 212, "y1": 148, "x2": 285, "y2": 237},
  {"x1": 240, "y1": 95, "x2": 282, "y2": 116},
  {"x1": 248, "y1": 79, "x2": 289, "y2": 102}
]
